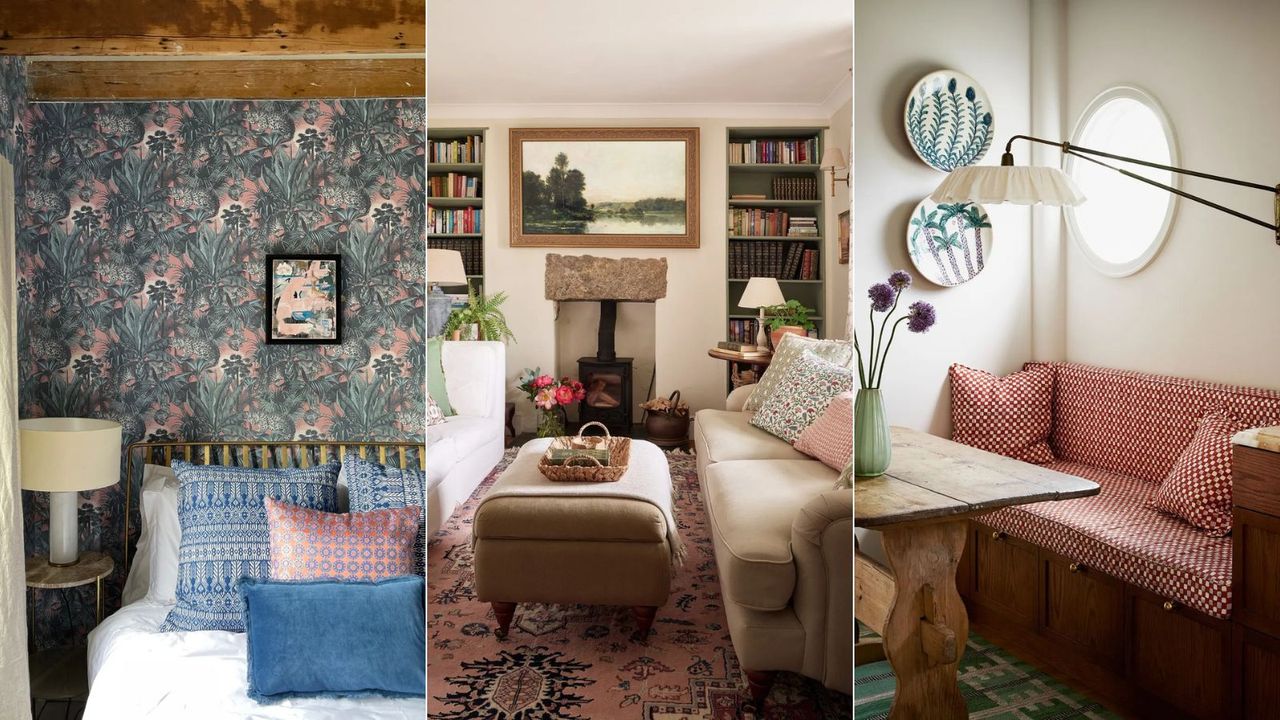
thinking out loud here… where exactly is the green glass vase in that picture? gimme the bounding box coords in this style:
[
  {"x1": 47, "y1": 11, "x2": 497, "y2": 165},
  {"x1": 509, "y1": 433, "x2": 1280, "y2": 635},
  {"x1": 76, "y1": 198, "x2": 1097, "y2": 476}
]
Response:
[{"x1": 854, "y1": 388, "x2": 892, "y2": 477}]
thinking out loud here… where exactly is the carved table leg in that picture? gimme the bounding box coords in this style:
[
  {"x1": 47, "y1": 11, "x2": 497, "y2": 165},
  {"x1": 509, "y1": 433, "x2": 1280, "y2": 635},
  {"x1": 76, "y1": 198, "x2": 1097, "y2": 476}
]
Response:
[
  {"x1": 631, "y1": 605, "x2": 658, "y2": 641},
  {"x1": 491, "y1": 601, "x2": 516, "y2": 639},
  {"x1": 880, "y1": 519, "x2": 969, "y2": 720}
]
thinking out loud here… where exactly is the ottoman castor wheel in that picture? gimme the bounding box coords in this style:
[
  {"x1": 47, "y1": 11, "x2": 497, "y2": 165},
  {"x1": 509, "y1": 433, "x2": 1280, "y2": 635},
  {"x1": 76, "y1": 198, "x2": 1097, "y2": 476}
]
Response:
[
  {"x1": 492, "y1": 601, "x2": 517, "y2": 639},
  {"x1": 631, "y1": 605, "x2": 658, "y2": 641}
]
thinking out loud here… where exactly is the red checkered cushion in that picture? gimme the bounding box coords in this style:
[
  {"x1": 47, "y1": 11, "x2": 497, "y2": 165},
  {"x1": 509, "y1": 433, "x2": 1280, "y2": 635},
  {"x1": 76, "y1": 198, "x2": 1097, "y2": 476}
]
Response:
[
  {"x1": 1048, "y1": 363, "x2": 1280, "y2": 484},
  {"x1": 949, "y1": 363, "x2": 1054, "y2": 464},
  {"x1": 980, "y1": 462, "x2": 1233, "y2": 618},
  {"x1": 1148, "y1": 411, "x2": 1249, "y2": 536}
]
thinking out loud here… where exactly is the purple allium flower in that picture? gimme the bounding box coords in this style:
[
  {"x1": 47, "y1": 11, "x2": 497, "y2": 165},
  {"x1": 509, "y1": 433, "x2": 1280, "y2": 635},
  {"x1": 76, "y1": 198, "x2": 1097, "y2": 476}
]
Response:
[
  {"x1": 868, "y1": 283, "x2": 896, "y2": 312},
  {"x1": 888, "y1": 270, "x2": 912, "y2": 291},
  {"x1": 907, "y1": 301, "x2": 937, "y2": 333}
]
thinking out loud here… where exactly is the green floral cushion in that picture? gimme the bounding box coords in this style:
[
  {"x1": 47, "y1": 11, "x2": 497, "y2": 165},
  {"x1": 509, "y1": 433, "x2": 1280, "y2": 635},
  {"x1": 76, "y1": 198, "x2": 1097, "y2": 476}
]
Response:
[
  {"x1": 743, "y1": 334, "x2": 853, "y2": 412},
  {"x1": 750, "y1": 350, "x2": 855, "y2": 443}
]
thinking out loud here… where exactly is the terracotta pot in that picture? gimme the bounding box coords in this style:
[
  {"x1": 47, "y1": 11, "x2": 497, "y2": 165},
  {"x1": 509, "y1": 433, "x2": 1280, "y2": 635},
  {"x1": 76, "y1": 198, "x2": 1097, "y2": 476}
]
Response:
[{"x1": 770, "y1": 325, "x2": 806, "y2": 350}]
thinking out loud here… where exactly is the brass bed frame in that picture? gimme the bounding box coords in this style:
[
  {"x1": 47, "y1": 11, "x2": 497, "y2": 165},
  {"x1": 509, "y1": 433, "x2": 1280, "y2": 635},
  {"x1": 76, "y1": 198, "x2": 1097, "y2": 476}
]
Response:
[{"x1": 122, "y1": 440, "x2": 426, "y2": 573}]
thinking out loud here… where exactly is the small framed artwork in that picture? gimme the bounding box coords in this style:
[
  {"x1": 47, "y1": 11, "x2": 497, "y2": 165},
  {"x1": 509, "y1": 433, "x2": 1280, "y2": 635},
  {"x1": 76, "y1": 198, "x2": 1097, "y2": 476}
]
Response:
[
  {"x1": 838, "y1": 210, "x2": 850, "y2": 264},
  {"x1": 265, "y1": 254, "x2": 342, "y2": 344},
  {"x1": 509, "y1": 127, "x2": 700, "y2": 248}
]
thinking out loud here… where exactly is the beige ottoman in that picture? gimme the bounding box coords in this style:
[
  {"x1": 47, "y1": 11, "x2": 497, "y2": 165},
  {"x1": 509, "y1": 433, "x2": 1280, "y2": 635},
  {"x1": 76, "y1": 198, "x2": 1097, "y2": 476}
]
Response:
[{"x1": 473, "y1": 438, "x2": 677, "y2": 640}]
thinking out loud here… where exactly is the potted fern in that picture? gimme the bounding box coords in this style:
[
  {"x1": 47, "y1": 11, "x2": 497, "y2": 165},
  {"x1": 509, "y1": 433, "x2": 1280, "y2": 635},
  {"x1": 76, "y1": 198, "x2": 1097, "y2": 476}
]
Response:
[
  {"x1": 444, "y1": 284, "x2": 516, "y2": 343},
  {"x1": 763, "y1": 299, "x2": 817, "y2": 349}
]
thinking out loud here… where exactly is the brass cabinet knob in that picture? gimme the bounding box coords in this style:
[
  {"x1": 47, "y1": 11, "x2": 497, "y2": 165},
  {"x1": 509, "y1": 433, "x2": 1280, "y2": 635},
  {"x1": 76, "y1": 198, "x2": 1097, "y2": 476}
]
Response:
[
  {"x1": 1069, "y1": 562, "x2": 1084, "y2": 573},
  {"x1": 991, "y1": 530, "x2": 1006, "y2": 540},
  {"x1": 1163, "y1": 600, "x2": 1178, "y2": 611}
]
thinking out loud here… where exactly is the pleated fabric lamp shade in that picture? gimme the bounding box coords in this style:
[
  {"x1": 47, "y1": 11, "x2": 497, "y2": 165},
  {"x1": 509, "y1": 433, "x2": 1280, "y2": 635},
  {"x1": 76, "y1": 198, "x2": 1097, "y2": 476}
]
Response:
[{"x1": 931, "y1": 165, "x2": 1086, "y2": 207}]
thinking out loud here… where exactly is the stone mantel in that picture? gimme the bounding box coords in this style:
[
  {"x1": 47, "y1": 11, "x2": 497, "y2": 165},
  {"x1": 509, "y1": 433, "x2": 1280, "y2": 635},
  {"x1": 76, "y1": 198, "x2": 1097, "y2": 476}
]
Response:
[{"x1": 544, "y1": 254, "x2": 668, "y2": 302}]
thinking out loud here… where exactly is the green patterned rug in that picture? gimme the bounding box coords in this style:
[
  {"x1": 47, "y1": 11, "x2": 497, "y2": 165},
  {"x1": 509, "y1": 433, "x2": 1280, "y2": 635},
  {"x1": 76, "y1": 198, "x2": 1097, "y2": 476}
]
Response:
[{"x1": 855, "y1": 634, "x2": 1119, "y2": 719}]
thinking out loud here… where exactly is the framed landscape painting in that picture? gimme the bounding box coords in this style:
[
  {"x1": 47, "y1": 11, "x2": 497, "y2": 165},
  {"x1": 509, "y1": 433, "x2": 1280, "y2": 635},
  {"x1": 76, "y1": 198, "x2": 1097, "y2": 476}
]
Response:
[
  {"x1": 509, "y1": 127, "x2": 699, "y2": 248},
  {"x1": 265, "y1": 254, "x2": 342, "y2": 344}
]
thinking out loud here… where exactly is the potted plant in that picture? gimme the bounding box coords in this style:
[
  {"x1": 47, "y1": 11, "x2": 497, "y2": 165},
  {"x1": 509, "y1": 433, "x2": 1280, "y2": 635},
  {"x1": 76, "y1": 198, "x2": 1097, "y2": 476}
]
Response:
[
  {"x1": 763, "y1": 299, "x2": 817, "y2": 349},
  {"x1": 853, "y1": 270, "x2": 936, "y2": 477},
  {"x1": 640, "y1": 391, "x2": 690, "y2": 448},
  {"x1": 444, "y1": 284, "x2": 516, "y2": 343}
]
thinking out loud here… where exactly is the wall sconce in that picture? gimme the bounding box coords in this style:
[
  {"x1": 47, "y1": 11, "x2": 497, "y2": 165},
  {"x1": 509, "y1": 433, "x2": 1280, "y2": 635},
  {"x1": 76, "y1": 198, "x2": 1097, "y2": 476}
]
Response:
[{"x1": 820, "y1": 146, "x2": 850, "y2": 197}]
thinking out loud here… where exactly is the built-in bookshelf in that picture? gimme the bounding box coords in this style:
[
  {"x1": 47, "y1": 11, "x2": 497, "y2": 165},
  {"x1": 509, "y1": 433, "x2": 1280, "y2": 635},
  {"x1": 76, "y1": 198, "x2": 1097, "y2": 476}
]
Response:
[
  {"x1": 428, "y1": 127, "x2": 486, "y2": 296},
  {"x1": 726, "y1": 127, "x2": 827, "y2": 363}
]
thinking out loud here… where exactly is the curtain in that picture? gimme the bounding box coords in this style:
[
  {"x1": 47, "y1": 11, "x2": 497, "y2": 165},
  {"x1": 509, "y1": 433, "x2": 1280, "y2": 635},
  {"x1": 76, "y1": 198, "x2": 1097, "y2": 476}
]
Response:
[{"x1": 0, "y1": 156, "x2": 31, "y2": 716}]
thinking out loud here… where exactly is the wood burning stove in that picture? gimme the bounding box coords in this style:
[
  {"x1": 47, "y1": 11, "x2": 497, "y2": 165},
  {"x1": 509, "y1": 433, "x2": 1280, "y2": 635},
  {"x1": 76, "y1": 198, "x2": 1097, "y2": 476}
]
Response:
[{"x1": 578, "y1": 355, "x2": 633, "y2": 435}]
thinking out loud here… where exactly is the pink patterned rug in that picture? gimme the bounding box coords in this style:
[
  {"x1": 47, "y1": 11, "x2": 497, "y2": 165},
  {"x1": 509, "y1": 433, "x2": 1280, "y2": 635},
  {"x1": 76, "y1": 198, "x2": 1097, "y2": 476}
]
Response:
[{"x1": 427, "y1": 447, "x2": 851, "y2": 719}]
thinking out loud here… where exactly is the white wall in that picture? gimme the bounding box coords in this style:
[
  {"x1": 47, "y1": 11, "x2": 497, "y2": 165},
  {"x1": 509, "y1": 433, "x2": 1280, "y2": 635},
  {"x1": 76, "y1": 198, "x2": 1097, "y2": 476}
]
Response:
[
  {"x1": 431, "y1": 112, "x2": 849, "y2": 431},
  {"x1": 854, "y1": 0, "x2": 1033, "y2": 434},
  {"x1": 1062, "y1": 0, "x2": 1280, "y2": 389}
]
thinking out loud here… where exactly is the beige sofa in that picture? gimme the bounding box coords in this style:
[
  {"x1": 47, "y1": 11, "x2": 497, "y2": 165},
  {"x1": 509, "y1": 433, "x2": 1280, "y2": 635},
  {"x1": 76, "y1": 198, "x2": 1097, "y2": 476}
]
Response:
[{"x1": 693, "y1": 384, "x2": 852, "y2": 704}]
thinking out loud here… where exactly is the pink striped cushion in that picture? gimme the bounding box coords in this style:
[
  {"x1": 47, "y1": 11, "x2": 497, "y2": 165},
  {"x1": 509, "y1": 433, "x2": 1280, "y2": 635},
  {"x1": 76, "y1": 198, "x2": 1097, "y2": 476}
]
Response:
[
  {"x1": 950, "y1": 363, "x2": 1055, "y2": 464},
  {"x1": 794, "y1": 391, "x2": 852, "y2": 471},
  {"x1": 1148, "y1": 411, "x2": 1249, "y2": 536},
  {"x1": 265, "y1": 499, "x2": 420, "y2": 581}
]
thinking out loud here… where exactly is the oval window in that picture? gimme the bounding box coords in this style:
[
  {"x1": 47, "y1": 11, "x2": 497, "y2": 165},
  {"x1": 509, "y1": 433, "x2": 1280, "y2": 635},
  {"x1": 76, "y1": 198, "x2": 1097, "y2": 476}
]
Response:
[{"x1": 1065, "y1": 86, "x2": 1178, "y2": 276}]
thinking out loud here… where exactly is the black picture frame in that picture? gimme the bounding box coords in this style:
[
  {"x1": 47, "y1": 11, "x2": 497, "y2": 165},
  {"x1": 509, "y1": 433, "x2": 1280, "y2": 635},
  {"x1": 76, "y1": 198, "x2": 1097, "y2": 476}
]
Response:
[{"x1": 264, "y1": 254, "x2": 343, "y2": 345}]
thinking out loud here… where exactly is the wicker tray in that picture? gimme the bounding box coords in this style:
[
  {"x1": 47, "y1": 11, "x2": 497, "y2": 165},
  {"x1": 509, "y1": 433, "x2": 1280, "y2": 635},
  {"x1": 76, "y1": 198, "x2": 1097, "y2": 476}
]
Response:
[{"x1": 539, "y1": 423, "x2": 632, "y2": 483}]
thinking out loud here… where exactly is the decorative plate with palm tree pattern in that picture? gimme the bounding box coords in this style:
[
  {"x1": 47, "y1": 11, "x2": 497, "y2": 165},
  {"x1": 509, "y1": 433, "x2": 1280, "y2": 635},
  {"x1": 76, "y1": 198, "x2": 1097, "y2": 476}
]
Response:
[
  {"x1": 907, "y1": 197, "x2": 993, "y2": 286},
  {"x1": 904, "y1": 70, "x2": 994, "y2": 171}
]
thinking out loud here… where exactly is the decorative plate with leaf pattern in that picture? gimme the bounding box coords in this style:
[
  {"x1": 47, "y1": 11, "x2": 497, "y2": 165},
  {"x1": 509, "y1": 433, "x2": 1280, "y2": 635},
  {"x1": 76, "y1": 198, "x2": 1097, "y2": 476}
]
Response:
[
  {"x1": 904, "y1": 70, "x2": 994, "y2": 172},
  {"x1": 907, "y1": 197, "x2": 993, "y2": 286}
]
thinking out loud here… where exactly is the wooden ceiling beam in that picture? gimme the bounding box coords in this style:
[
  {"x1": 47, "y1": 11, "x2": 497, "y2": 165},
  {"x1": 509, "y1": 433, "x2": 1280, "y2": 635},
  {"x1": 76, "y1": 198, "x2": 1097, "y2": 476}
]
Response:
[
  {"x1": 0, "y1": 0, "x2": 424, "y2": 56},
  {"x1": 27, "y1": 57, "x2": 425, "y2": 100}
]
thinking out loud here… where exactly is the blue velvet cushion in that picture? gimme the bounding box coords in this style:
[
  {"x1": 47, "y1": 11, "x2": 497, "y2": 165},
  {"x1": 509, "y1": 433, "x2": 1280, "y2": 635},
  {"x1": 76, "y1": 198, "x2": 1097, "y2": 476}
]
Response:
[
  {"x1": 160, "y1": 461, "x2": 340, "y2": 633},
  {"x1": 239, "y1": 576, "x2": 426, "y2": 702},
  {"x1": 344, "y1": 454, "x2": 426, "y2": 575}
]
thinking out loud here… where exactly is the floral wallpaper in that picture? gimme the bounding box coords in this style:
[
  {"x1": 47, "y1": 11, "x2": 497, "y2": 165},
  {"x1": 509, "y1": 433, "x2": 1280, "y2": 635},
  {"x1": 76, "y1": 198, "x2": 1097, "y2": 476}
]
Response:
[{"x1": 17, "y1": 97, "x2": 425, "y2": 648}]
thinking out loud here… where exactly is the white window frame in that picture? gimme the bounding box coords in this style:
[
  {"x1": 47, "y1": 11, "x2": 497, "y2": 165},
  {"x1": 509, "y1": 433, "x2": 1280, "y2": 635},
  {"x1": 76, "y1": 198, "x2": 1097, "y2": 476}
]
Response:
[{"x1": 1064, "y1": 85, "x2": 1179, "y2": 277}]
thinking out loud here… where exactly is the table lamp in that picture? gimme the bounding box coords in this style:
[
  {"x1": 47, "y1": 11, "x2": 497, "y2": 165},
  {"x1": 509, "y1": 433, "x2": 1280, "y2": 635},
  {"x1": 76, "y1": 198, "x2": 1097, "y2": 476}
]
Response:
[
  {"x1": 20, "y1": 418, "x2": 122, "y2": 566},
  {"x1": 737, "y1": 277, "x2": 786, "y2": 349},
  {"x1": 427, "y1": 248, "x2": 468, "y2": 338}
]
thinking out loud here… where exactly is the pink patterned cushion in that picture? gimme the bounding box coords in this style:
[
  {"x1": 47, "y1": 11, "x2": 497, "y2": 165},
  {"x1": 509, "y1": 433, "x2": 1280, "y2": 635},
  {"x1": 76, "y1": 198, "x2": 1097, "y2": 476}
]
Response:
[
  {"x1": 794, "y1": 391, "x2": 852, "y2": 470},
  {"x1": 1048, "y1": 363, "x2": 1280, "y2": 484},
  {"x1": 949, "y1": 363, "x2": 1054, "y2": 464},
  {"x1": 1148, "y1": 412, "x2": 1249, "y2": 536},
  {"x1": 265, "y1": 498, "x2": 420, "y2": 582},
  {"x1": 980, "y1": 462, "x2": 1233, "y2": 618}
]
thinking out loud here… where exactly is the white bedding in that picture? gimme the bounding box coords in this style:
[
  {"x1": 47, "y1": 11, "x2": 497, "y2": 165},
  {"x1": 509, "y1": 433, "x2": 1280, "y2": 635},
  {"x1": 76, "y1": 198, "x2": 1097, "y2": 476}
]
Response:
[{"x1": 86, "y1": 600, "x2": 425, "y2": 720}]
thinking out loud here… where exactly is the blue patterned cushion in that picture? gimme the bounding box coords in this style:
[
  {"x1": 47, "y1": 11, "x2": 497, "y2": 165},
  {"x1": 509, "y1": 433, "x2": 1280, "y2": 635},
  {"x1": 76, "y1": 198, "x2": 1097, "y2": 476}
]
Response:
[
  {"x1": 160, "y1": 461, "x2": 340, "y2": 633},
  {"x1": 344, "y1": 454, "x2": 426, "y2": 575}
]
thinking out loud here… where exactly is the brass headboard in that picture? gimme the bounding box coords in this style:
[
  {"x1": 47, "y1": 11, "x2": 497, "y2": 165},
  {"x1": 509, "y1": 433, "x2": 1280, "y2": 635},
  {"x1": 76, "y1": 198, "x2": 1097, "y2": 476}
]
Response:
[{"x1": 123, "y1": 440, "x2": 425, "y2": 573}]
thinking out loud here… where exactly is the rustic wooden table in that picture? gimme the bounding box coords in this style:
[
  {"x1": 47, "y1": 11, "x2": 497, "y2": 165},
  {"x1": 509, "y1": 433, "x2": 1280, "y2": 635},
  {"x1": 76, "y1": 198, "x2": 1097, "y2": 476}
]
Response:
[
  {"x1": 706, "y1": 347, "x2": 771, "y2": 393},
  {"x1": 854, "y1": 427, "x2": 1098, "y2": 719}
]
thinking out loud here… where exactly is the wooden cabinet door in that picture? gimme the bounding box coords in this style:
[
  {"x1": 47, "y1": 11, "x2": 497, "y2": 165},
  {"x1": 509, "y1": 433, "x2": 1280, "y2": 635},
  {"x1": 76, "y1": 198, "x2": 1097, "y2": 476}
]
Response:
[
  {"x1": 1041, "y1": 553, "x2": 1125, "y2": 670},
  {"x1": 1234, "y1": 507, "x2": 1280, "y2": 639},
  {"x1": 1128, "y1": 588, "x2": 1231, "y2": 720},
  {"x1": 970, "y1": 522, "x2": 1039, "y2": 629},
  {"x1": 1236, "y1": 625, "x2": 1280, "y2": 720}
]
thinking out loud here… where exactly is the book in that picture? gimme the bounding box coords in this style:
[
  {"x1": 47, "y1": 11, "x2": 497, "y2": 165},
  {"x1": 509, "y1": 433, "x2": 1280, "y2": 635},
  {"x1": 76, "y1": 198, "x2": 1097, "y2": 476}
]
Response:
[
  {"x1": 729, "y1": 138, "x2": 819, "y2": 165},
  {"x1": 429, "y1": 135, "x2": 484, "y2": 164},
  {"x1": 718, "y1": 341, "x2": 762, "y2": 353},
  {"x1": 730, "y1": 193, "x2": 767, "y2": 200}
]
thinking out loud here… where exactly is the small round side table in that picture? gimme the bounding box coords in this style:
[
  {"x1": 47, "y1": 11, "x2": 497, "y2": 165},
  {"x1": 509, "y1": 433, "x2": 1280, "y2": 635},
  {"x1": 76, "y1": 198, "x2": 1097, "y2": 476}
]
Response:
[{"x1": 26, "y1": 551, "x2": 113, "y2": 702}]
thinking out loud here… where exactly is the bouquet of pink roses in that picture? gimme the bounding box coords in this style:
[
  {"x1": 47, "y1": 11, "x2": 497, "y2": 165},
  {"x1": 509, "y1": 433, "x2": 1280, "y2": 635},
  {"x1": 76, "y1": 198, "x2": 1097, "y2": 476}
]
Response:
[{"x1": 517, "y1": 368, "x2": 586, "y2": 437}]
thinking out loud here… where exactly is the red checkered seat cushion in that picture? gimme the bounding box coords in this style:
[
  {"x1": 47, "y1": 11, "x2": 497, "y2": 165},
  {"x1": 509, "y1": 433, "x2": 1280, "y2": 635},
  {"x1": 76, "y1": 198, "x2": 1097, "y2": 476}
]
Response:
[{"x1": 980, "y1": 462, "x2": 1233, "y2": 618}]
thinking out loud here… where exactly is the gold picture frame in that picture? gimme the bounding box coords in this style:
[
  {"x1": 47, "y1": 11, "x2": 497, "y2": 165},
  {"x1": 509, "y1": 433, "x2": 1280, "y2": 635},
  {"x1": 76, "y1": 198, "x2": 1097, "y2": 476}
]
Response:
[{"x1": 509, "y1": 127, "x2": 699, "y2": 248}]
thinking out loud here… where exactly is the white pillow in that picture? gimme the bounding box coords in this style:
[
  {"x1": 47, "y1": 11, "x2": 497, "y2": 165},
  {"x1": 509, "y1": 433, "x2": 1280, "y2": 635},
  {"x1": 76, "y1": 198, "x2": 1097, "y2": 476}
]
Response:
[{"x1": 121, "y1": 464, "x2": 180, "y2": 605}]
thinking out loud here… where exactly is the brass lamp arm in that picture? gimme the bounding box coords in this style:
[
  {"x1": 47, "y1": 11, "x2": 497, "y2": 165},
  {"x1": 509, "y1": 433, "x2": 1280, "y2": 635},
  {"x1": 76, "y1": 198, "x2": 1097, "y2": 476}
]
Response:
[{"x1": 1002, "y1": 134, "x2": 1280, "y2": 243}]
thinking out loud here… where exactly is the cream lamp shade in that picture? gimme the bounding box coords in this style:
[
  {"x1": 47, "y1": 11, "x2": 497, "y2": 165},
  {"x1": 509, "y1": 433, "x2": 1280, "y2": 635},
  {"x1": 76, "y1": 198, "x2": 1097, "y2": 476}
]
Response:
[
  {"x1": 931, "y1": 165, "x2": 1086, "y2": 207},
  {"x1": 737, "y1": 277, "x2": 785, "y2": 309},
  {"x1": 20, "y1": 417, "x2": 121, "y2": 566},
  {"x1": 427, "y1": 248, "x2": 467, "y2": 286},
  {"x1": 820, "y1": 146, "x2": 848, "y2": 171},
  {"x1": 737, "y1": 277, "x2": 786, "y2": 350}
]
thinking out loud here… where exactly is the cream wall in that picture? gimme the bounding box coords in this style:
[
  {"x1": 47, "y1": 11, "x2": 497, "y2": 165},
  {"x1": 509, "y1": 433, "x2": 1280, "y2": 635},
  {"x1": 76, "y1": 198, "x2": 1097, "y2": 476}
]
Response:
[
  {"x1": 431, "y1": 111, "x2": 849, "y2": 431},
  {"x1": 1061, "y1": 0, "x2": 1280, "y2": 389},
  {"x1": 854, "y1": 0, "x2": 1033, "y2": 435},
  {"x1": 827, "y1": 96, "x2": 852, "y2": 339}
]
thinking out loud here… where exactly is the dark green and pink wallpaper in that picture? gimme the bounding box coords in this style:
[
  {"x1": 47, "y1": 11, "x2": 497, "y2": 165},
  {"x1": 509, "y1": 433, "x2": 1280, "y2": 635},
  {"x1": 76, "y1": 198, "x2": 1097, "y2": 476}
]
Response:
[{"x1": 3, "y1": 60, "x2": 425, "y2": 646}]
